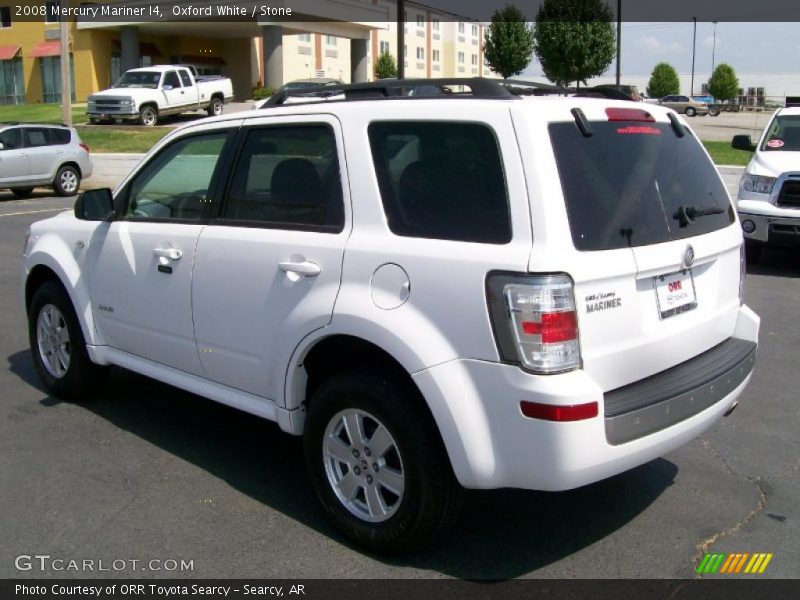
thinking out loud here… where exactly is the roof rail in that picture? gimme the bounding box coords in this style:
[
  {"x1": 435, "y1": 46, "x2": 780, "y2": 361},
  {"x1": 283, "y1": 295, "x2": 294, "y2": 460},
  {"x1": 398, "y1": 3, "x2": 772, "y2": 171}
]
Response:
[{"x1": 263, "y1": 77, "x2": 520, "y2": 107}]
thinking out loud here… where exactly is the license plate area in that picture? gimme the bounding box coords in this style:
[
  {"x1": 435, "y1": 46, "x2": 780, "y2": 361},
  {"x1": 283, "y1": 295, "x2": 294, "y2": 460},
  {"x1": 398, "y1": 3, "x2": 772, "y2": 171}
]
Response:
[{"x1": 654, "y1": 269, "x2": 697, "y2": 319}]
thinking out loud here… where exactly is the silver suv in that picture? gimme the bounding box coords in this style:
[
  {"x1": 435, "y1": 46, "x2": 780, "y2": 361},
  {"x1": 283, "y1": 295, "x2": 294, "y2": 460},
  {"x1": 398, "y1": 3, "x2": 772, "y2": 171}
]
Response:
[{"x1": 0, "y1": 123, "x2": 92, "y2": 197}]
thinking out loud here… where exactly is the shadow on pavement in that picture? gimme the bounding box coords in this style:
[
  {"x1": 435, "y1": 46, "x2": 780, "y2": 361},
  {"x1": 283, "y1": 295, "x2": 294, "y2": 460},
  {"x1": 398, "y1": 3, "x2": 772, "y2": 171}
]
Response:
[
  {"x1": 746, "y1": 246, "x2": 800, "y2": 279},
  {"x1": 8, "y1": 350, "x2": 677, "y2": 579}
]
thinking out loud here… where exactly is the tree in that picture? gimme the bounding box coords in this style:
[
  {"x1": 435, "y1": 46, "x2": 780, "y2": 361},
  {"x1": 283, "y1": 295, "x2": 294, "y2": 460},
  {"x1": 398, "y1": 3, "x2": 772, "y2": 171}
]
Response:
[
  {"x1": 708, "y1": 63, "x2": 739, "y2": 102},
  {"x1": 646, "y1": 62, "x2": 680, "y2": 98},
  {"x1": 374, "y1": 52, "x2": 398, "y2": 80},
  {"x1": 483, "y1": 4, "x2": 536, "y2": 79},
  {"x1": 533, "y1": 0, "x2": 616, "y2": 88}
]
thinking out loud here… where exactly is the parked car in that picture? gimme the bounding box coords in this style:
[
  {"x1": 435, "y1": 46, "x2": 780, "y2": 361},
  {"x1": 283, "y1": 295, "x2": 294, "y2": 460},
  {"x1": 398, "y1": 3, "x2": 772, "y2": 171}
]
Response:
[
  {"x1": 252, "y1": 78, "x2": 344, "y2": 109},
  {"x1": 87, "y1": 65, "x2": 234, "y2": 126},
  {"x1": 658, "y1": 95, "x2": 709, "y2": 116},
  {"x1": 22, "y1": 79, "x2": 759, "y2": 553},
  {"x1": 732, "y1": 106, "x2": 800, "y2": 261},
  {"x1": 0, "y1": 123, "x2": 91, "y2": 197}
]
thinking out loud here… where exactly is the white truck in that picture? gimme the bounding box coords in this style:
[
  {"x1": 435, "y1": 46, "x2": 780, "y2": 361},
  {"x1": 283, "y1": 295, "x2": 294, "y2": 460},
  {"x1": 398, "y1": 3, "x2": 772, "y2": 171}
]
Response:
[{"x1": 87, "y1": 65, "x2": 234, "y2": 126}]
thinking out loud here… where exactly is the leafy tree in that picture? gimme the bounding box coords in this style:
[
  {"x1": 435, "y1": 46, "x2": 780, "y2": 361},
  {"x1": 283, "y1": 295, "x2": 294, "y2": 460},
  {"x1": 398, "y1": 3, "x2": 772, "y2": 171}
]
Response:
[
  {"x1": 533, "y1": 0, "x2": 616, "y2": 88},
  {"x1": 646, "y1": 62, "x2": 680, "y2": 98},
  {"x1": 483, "y1": 4, "x2": 536, "y2": 79},
  {"x1": 374, "y1": 52, "x2": 398, "y2": 79},
  {"x1": 708, "y1": 63, "x2": 739, "y2": 102}
]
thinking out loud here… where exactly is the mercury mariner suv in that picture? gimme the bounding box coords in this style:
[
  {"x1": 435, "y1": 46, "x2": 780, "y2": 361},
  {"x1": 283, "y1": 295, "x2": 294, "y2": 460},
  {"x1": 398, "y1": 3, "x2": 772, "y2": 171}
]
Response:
[{"x1": 21, "y1": 79, "x2": 759, "y2": 552}]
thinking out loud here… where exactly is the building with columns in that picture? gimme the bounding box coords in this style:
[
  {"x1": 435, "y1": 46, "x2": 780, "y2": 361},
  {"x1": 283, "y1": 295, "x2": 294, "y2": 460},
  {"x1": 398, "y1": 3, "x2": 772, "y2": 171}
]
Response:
[{"x1": 0, "y1": 0, "x2": 496, "y2": 105}]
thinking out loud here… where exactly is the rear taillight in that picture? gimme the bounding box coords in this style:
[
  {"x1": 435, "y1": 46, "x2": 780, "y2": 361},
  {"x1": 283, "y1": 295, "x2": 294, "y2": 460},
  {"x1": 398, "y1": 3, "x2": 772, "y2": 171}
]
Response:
[
  {"x1": 487, "y1": 273, "x2": 581, "y2": 374},
  {"x1": 79, "y1": 143, "x2": 89, "y2": 153}
]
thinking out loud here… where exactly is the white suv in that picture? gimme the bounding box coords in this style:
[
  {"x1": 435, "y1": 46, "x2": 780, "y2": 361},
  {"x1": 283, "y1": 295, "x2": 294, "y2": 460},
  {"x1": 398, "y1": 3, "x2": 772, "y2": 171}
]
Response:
[
  {"x1": 0, "y1": 123, "x2": 92, "y2": 197},
  {"x1": 21, "y1": 80, "x2": 759, "y2": 552}
]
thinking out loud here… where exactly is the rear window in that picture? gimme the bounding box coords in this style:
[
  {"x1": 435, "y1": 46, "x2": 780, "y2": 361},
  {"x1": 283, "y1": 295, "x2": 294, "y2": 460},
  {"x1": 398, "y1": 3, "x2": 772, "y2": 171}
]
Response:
[
  {"x1": 368, "y1": 121, "x2": 511, "y2": 244},
  {"x1": 549, "y1": 121, "x2": 734, "y2": 251},
  {"x1": 48, "y1": 128, "x2": 71, "y2": 145}
]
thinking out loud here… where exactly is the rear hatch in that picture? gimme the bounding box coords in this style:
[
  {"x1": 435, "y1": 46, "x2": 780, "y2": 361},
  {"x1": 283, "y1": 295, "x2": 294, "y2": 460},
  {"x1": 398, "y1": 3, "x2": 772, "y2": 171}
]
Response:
[{"x1": 542, "y1": 106, "x2": 742, "y2": 391}]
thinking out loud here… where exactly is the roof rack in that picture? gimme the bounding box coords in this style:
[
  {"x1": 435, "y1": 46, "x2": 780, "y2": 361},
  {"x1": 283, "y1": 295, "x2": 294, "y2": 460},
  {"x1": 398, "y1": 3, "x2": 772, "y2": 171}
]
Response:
[
  {"x1": 264, "y1": 77, "x2": 521, "y2": 107},
  {"x1": 0, "y1": 121, "x2": 70, "y2": 127}
]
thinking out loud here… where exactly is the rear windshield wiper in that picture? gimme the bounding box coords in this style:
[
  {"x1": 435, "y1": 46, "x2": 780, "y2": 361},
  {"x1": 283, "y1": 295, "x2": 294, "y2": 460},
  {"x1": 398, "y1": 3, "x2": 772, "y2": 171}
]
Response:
[{"x1": 673, "y1": 205, "x2": 725, "y2": 227}]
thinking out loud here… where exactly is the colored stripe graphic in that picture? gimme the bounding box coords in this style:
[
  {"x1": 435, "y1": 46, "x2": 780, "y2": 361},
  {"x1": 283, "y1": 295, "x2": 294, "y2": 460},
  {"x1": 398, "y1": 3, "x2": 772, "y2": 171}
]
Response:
[{"x1": 697, "y1": 552, "x2": 773, "y2": 574}]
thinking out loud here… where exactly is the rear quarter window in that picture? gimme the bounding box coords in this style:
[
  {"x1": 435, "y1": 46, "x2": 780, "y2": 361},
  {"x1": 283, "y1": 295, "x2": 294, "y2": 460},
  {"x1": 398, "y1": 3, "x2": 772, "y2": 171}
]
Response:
[
  {"x1": 368, "y1": 121, "x2": 511, "y2": 244},
  {"x1": 549, "y1": 120, "x2": 734, "y2": 251},
  {"x1": 48, "y1": 128, "x2": 71, "y2": 145}
]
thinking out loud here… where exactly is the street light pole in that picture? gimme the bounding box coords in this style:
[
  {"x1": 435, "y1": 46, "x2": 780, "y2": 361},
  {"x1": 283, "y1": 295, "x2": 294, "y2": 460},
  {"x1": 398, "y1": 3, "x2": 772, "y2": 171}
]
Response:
[
  {"x1": 397, "y1": 0, "x2": 405, "y2": 79},
  {"x1": 615, "y1": 0, "x2": 621, "y2": 86},
  {"x1": 690, "y1": 17, "x2": 697, "y2": 97},
  {"x1": 711, "y1": 21, "x2": 718, "y2": 73},
  {"x1": 59, "y1": 0, "x2": 71, "y2": 125}
]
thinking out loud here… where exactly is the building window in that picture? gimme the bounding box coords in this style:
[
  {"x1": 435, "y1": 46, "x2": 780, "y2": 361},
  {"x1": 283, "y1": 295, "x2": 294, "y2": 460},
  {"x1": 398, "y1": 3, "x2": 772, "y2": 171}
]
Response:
[
  {"x1": 416, "y1": 14, "x2": 423, "y2": 27},
  {"x1": 297, "y1": 33, "x2": 311, "y2": 43},
  {"x1": 472, "y1": 24, "x2": 479, "y2": 37},
  {"x1": 458, "y1": 51, "x2": 465, "y2": 64},
  {"x1": 432, "y1": 49, "x2": 440, "y2": 62},
  {"x1": 458, "y1": 22, "x2": 465, "y2": 34},
  {"x1": 0, "y1": 6, "x2": 11, "y2": 28},
  {"x1": 380, "y1": 41, "x2": 390, "y2": 55},
  {"x1": 416, "y1": 47, "x2": 424, "y2": 60},
  {"x1": 471, "y1": 54, "x2": 478, "y2": 66},
  {"x1": 0, "y1": 57, "x2": 24, "y2": 104},
  {"x1": 110, "y1": 55, "x2": 121, "y2": 84},
  {"x1": 326, "y1": 35, "x2": 337, "y2": 46},
  {"x1": 433, "y1": 19, "x2": 440, "y2": 31},
  {"x1": 45, "y1": 0, "x2": 60, "y2": 23},
  {"x1": 40, "y1": 56, "x2": 75, "y2": 104}
]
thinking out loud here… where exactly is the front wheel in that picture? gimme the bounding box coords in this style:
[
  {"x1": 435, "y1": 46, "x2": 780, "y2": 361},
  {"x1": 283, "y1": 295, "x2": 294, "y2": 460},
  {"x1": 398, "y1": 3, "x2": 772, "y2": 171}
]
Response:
[
  {"x1": 708, "y1": 105, "x2": 721, "y2": 117},
  {"x1": 28, "y1": 281, "x2": 108, "y2": 401},
  {"x1": 139, "y1": 105, "x2": 158, "y2": 126},
  {"x1": 207, "y1": 97, "x2": 223, "y2": 116},
  {"x1": 53, "y1": 165, "x2": 80, "y2": 196},
  {"x1": 685, "y1": 107, "x2": 697, "y2": 117},
  {"x1": 304, "y1": 369, "x2": 461, "y2": 553}
]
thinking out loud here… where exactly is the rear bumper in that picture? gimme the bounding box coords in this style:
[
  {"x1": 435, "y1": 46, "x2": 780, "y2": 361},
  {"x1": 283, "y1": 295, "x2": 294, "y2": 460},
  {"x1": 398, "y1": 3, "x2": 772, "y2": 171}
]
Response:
[{"x1": 413, "y1": 304, "x2": 759, "y2": 491}]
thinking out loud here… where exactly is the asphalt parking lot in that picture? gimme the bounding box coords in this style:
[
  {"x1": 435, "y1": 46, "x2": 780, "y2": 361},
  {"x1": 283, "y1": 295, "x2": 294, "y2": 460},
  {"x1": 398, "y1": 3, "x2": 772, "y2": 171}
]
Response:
[{"x1": 0, "y1": 194, "x2": 797, "y2": 580}]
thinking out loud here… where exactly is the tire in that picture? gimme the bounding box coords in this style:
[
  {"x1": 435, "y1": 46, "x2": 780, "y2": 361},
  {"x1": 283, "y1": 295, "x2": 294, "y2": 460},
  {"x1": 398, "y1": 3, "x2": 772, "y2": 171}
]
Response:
[
  {"x1": 11, "y1": 187, "x2": 34, "y2": 198},
  {"x1": 304, "y1": 368, "x2": 461, "y2": 553},
  {"x1": 53, "y1": 165, "x2": 80, "y2": 196},
  {"x1": 207, "y1": 97, "x2": 224, "y2": 117},
  {"x1": 28, "y1": 281, "x2": 108, "y2": 401},
  {"x1": 685, "y1": 107, "x2": 697, "y2": 117},
  {"x1": 139, "y1": 105, "x2": 158, "y2": 126},
  {"x1": 708, "y1": 106, "x2": 720, "y2": 117}
]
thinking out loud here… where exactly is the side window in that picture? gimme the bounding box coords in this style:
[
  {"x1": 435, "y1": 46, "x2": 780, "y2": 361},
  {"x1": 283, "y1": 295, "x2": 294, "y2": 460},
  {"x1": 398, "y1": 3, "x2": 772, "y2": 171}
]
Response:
[
  {"x1": 368, "y1": 121, "x2": 511, "y2": 244},
  {"x1": 48, "y1": 128, "x2": 71, "y2": 146},
  {"x1": 179, "y1": 70, "x2": 193, "y2": 87},
  {"x1": 222, "y1": 125, "x2": 344, "y2": 231},
  {"x1": 123, "y1": 131, "x2": 229, "y2": 221},
  {"x1": 0, "y1": 128, "x2": 22, "y2": 149},
  {"x1": 163, "y1": 71, "x2": 181, "y2": 88},
  {"x1": 23, "y1": 128, "x2": 49, "y2": 147}
]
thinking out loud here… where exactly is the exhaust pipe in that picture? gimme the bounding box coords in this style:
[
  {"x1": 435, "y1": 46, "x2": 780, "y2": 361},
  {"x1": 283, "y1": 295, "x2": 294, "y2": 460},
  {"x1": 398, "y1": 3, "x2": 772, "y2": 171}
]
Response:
[{"x1": 723, "y1": 401, "x2": 739, "y2": 417}]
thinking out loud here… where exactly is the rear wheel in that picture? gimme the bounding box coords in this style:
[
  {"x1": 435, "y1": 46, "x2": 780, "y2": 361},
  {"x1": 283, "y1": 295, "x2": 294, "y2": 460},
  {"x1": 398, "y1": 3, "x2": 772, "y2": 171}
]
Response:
[
  {"x1": 304, "y1": 369, "x2": 461, "y2": 553},
  {"x1": 207, "y1": 97, "x2": 224, "y2": 116},
  {"x1": 139, "y1": 105, "x2": 158, "y2": 126},
  {"x1": 685, "y1": 107, "x2": 697, "y2": 117},
  {"x1": 28, "y1": 281, "x2": 108, "y2": 401},
  {"x1": 11, "y1": 187, "x2": 34, "y2": 198},
  {"x1": 53, "y1": 165, "x2": 80, "y2": 196}
]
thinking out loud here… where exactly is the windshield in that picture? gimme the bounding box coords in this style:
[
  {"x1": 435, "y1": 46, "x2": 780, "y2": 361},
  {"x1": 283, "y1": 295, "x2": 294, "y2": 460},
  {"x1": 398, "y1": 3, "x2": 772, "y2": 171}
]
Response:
[
  {"x1": 761, "y1": 114, "x2": 800, "y2": 151},
  {"x1": 549, "y1": 121, "x2": 734, "y2": 251},
  {"x1": 115, "y1": 71, "x2": 161, "y2": 89}
]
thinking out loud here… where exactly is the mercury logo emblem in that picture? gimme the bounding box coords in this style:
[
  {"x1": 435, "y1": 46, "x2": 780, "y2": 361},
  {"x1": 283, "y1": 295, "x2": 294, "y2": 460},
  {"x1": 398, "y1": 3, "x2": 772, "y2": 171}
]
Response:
[{"x1": 683, "y1": 245, "x2": 695, "y2": 269}]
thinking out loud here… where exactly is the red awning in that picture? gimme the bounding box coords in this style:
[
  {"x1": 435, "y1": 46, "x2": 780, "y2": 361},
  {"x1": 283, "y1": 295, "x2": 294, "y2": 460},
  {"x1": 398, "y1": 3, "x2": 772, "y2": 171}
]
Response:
[
  {"x1": 180, "y1": 55, "x2": 226, "y2": 66},
  {"x1": 111, "y1": 41, "x2": 164, "y2": 57},
  {"x1": 0, "y1": 45, "x2": 21, "y2": 60},
  {"x1": 29, "y1": 41, "x2": 62, "y2": 58}
]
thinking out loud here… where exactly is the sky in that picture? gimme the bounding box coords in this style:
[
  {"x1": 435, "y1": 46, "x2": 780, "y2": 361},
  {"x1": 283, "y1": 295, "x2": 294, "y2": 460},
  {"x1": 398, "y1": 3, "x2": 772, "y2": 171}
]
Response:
[{"x1": 522, "y1": 22, "x2": 800, "y2": 78}]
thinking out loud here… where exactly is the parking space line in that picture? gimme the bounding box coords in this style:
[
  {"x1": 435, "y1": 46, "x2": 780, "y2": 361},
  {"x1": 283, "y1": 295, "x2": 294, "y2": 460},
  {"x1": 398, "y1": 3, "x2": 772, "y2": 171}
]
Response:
[{"x1": 0, "y1": 208, "x2": 67, "y2": 218}]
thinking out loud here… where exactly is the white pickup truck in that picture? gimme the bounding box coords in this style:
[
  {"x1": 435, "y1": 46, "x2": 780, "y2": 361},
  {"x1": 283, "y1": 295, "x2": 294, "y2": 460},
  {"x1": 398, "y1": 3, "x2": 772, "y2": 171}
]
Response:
[{"x1": 87, "y1": 65, "x2": 234, "y2": 126}]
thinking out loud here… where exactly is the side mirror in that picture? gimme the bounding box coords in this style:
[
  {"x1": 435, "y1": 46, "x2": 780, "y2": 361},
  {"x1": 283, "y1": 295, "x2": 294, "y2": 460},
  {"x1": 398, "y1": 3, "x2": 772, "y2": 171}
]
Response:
[
  {"x1": 162, "y1": 84, "x2": 173, "y2": 91},
  {"x1": 732, "y1": 134, "x2": 757, "y2": 152},
  {"x1": 75, "y1": 188, "x2": 115, "y2": 221}
]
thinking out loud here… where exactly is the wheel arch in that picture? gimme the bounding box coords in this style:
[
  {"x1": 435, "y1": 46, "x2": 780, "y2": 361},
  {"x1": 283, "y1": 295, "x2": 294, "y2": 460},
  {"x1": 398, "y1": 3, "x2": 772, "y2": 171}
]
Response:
[{"x1": 57, "y1": 161, "x2": 82, "y2": 178}]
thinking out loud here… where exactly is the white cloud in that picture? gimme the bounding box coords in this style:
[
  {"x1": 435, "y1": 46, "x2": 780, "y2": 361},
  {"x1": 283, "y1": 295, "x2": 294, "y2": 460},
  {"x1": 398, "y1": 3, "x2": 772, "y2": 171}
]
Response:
[
  {"x1": 636, "y1": 35, "x2": 683, "y2": 54},
  {"x1": 701, "y1": 35, "x2": 721, "y2": 48}
]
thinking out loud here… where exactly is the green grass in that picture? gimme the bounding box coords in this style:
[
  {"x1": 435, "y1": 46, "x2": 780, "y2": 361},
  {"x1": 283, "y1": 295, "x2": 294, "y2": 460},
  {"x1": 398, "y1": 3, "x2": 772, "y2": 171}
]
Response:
[
  {"x1": 76, "y1": 127, "x2": 168, "y2": 153},
  {"x1": 703, "y1": 141, "x2": 753, "y2": 166},
  {"x1": 0, "y1": 103, "x2": 87, "y2": 125}
]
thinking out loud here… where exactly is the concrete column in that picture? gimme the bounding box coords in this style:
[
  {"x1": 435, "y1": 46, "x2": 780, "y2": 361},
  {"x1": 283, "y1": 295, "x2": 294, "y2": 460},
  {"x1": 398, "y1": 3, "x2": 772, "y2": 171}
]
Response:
[
  {"x1": 261, "y1": 25, "x2": 283, "y2": 90},
  {"x1": 120, "y1": 26, "x2": 140, "y2": 73},
  {"x1": 351, "y1": 38, "x2": 369, "y2": 83}
]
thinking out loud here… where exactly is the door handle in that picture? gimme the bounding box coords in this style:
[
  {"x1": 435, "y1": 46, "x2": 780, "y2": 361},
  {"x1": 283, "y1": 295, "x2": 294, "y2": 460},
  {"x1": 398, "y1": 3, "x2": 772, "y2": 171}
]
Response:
[
  {"x1": 279, "y1": 260, "x2": 321, "y2": 277},
  {"x1": 154, "y1": 247, "x2": 183, "y2": 261}
]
